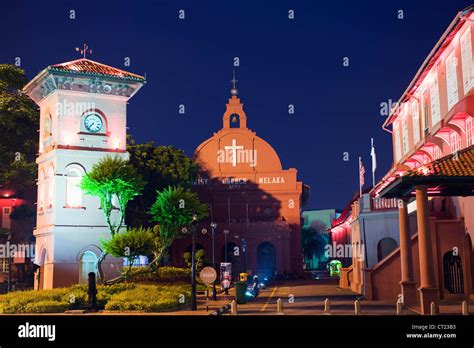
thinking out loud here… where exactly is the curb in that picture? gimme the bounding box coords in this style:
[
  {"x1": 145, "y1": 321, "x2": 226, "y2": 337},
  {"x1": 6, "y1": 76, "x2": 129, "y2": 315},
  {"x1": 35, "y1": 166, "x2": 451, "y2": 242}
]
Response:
[{"x1": 210, "y1": 303, "x2": 231, "y2": 316}]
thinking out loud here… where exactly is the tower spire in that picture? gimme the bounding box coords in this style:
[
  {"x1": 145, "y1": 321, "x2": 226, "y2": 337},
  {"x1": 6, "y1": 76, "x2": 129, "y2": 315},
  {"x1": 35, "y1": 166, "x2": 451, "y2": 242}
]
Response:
[{"x1": 230, "y1": 70, "x2": 238, "y2": 96}]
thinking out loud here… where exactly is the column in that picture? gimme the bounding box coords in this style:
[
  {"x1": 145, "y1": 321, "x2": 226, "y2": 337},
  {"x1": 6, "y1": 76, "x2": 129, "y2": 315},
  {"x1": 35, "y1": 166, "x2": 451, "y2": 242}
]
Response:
[
  {"x1": 398, "y1": 198, "x2": 417, "y2": 306},
  {"x1": 415, "y1": 185, "x2": 438, "y2": 314}
]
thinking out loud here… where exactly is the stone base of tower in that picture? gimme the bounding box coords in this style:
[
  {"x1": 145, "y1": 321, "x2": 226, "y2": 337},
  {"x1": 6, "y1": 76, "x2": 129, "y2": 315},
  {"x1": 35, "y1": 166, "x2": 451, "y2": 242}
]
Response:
[
  {"x1": 34, "y1": 257, "x2": 123, "y2": 290},
  {"x1": 34, "y1": 225, "x2": 123, "y2": 289}
]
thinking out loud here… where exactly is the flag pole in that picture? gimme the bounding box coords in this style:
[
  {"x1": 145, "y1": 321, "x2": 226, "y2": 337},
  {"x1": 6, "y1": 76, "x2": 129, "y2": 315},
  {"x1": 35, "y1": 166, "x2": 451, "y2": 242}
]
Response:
[
  {"x1": 371, "y1": 138, "x2": 375, "y2": 188},
  {"x1": 359, "y1": 156, "x2": 362, "y2": 198}
]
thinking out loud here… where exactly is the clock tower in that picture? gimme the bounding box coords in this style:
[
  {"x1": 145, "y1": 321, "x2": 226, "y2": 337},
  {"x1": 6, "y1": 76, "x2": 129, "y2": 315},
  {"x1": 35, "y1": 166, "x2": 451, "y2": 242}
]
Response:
[{"x1": 23, "y1": 58, "x2": 145, "y2": 289}]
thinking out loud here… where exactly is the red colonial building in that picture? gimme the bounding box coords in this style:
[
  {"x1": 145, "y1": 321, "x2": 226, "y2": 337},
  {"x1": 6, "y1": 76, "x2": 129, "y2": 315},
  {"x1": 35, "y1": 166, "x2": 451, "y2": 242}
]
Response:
[{"x1": 170, "y1": 86, "x2": 307, "y2": 278}]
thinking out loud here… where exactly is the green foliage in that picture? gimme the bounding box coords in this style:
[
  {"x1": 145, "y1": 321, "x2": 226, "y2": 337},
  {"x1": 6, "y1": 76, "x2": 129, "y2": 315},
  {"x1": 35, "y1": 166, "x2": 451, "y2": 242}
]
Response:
[
  {"x1": 149, "y1": 186, "x2": 208, "y2": 229},
  {"x1": 102, "y1": 227, "x2": 154, "y2": 274},
  {"x1": 24, "y1": 301, "x2": 70, "y2": 313},
  {"x1": 148, "y1": 186, "x2": 208, "y2": 268},
  {"x1": 301, "y1": 220, "x2": 330, "y2": 264},
  {"x1": 124, "y1": 266, "x2": 191, "y2": 283},
  {"x1": 0, "y1": 283, "x2": 188, "y2": 313},
  {"x1": 0, "y1": 65, "x2": 38, "y2": 192},
  {"x1": 104, "y1": 284, "x2": 190, "y2": 312},
  {"x1": 126, "y1": 136, "x2": 198, "y2": 227},
  {"x1": 9, "y1": 204, "x2": 35, "y2": 221},
  {"x1": 183, "y1": 249, "x2": 208, "y2": 272},
  {"x1": 80, "y1": 156, "x2": 144, "y2": 236}
]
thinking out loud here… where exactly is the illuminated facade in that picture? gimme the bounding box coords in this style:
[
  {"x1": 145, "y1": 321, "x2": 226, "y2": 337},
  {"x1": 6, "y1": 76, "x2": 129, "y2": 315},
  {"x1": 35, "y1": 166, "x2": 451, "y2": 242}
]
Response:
[
  {"x1": 23, "y1": 58, "x2": 145, "y2": 289},
  {"x1": 170, "y1": 88, "x2": 307, "y2": 277}
]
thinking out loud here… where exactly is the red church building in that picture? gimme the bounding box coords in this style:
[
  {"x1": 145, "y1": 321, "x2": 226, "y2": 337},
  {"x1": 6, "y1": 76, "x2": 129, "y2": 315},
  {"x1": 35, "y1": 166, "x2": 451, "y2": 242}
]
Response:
[{"x1": 170, "y1": 85, "x2": 308, "y2": 278}]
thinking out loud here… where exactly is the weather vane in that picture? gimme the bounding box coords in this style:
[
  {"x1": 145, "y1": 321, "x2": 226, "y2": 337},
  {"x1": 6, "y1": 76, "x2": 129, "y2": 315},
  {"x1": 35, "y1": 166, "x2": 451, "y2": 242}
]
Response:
[
  {"x1": 75, "y1": 43, "x2": 93, "y2": 59},
  {"x1": 230, "y1": 70, "x2": 238, "y2": 96}
]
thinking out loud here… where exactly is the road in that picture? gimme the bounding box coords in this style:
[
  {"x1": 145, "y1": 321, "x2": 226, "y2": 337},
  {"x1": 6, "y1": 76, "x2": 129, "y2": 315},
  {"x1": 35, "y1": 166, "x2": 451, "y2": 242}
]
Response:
[{"x1": 230, "y1": 279, "x2": 414, "y2": 315}]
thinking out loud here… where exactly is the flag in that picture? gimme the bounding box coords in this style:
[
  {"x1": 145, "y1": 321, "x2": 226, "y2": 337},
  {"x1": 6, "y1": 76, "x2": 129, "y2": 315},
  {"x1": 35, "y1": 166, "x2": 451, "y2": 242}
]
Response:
[
  {"x1": 371, "y1": 138, "x2": 377, "y2": 172},
  {"x1": 359, "y1": 157, "x2": 365, "y2": 197},
  {"x1": 371, "y1": 138, "x2": 377, "y2": 187},
  {"x1": 359, "y1": 157, "x2": 365, "y2": 186}
]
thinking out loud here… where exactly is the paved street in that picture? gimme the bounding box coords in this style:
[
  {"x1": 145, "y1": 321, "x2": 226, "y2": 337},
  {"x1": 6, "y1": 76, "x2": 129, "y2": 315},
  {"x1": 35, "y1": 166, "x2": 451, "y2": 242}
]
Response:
[{"x1": 225, "y1": 279, "x2": 473, "y2": 315}]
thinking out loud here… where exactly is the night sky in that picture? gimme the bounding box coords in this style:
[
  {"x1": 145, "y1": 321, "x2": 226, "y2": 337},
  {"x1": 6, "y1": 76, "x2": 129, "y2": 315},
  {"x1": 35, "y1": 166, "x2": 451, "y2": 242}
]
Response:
[{"x1": 2, "y1": 0, "x2": 472, "y2": 209}]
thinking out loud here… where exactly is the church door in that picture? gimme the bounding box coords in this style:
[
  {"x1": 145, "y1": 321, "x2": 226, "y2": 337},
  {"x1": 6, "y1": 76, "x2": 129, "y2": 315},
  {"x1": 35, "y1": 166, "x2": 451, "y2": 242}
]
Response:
[
  {"x1": 257, "y1": 242, "x2": 276, "y2": 278},
  {"x1": 79, "y1": 251, "x2": 98, "y2": 284},
  {"x1": 443, "y1": 251, "x2": 464, "y2": 294}
]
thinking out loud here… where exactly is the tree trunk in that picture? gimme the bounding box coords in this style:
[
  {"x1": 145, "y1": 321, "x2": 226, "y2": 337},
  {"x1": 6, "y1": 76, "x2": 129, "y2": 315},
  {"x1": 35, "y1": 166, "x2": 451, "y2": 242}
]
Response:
[{"x1": 97, "y1": 251, "x2": 108, "y2": 283}]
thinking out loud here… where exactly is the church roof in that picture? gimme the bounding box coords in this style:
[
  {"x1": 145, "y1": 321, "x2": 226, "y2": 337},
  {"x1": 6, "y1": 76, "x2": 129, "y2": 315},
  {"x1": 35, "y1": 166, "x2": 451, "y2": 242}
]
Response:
[{"x1": 48, "y1": 58, "x2": 145, "y2": 82}]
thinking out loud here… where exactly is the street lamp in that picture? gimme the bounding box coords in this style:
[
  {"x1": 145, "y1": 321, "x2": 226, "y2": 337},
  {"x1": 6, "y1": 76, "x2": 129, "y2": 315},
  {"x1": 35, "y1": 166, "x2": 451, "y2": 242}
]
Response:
[
  {"x1": 7, "y1": 232, "x2": 12, "y2": 293},
  {"x1": 190, "y1": 213, "x2": 199, "y2": 311},
  {"x1": 223, "y1": 229, "x2": 229, "y2": 295},
  {"x1": 210, "y1": 222, "x2": 217, "y2": 301}
]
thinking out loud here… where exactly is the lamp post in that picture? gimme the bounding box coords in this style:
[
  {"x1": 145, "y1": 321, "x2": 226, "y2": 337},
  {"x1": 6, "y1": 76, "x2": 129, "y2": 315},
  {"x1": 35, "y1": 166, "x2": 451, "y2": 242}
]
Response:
[
  {"x1": 190, "y1": 213, "x2": 198, "y2": 311},
  {"x1": 223, "y1": 229, "x2": 229, "y2": 262},
  {"x1": 223, "y1": 229, "x2": 229, "y2": 295},
  {"x1": 7, "y1": 233, "x2": 12, "y2": 293},
  {"x1": 210, "y1": 222, "x2": 217, "y2": 301}
]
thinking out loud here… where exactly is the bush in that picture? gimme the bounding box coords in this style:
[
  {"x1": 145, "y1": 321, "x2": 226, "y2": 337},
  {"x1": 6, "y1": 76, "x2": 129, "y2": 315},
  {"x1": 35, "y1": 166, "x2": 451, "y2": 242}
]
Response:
[
  {"x1": 0, "y1": 282, "x2": 190, "y2": 313},
  {"x1": 125, "y1": 266, "x2": 191, "y2": 283},
  {"x1": 104, "y1": 284, "x2": 190, "y2": 312},
  {"x1": 25, "y1": 300, "x2": 70, "y2": 313}
]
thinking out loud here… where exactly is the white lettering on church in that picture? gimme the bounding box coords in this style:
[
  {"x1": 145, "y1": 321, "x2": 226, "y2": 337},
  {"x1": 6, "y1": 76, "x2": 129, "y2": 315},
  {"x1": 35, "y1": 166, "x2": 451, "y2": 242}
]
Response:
[
  {"x1": 258, "y1": 177, "x2": 285, "y2": 184},
  {"x1": 217, "y1": 139, "x2": 257, "y2": 167},
  {"x1": 191, "y1": 178, "x2": 209, "y2": 185},
  {"x1": 221, "y1": 177, "x2": 248, "y2": 185},
  {"x1": 56, "y1": 99, "x2": 96, "y2": 117}
]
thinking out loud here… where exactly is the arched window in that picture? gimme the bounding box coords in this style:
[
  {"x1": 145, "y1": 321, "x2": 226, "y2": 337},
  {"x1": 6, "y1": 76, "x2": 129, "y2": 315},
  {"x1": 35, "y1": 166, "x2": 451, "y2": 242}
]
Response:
[
  {"x1": 377, "y1": 237, "x2": 398, "y2": 262},
  {"x1": 79, "y1": 251, "x2": 98, "y2": 284},
  {"x1": 38, "y1": 169, "x2": 45, "y2": 211},
  {"x1": 230, "y1": 114, "x2": 240, "y2": 128},
  {"x1": 65, "y1": 164, "x2": 84, "y2": 208},
  {"x1": 45, "y1": 165, "x2": 55, "y2": 209}
]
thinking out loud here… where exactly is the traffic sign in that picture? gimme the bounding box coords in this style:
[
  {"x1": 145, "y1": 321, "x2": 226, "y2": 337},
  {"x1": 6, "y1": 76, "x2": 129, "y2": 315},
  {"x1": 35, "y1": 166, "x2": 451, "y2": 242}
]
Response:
[{"x1": 199, "y1": 267, "x2": 217, "y2": 285}]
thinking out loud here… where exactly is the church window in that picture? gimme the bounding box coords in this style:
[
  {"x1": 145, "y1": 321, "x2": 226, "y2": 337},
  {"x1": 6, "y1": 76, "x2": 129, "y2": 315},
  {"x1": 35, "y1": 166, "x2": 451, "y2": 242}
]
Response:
[
  {"x1": 230, "y1": 114, "x2": 240, "y2": 128},
  {"x1": 65, "y1": 165, "x2": 84, "y2": 208}
]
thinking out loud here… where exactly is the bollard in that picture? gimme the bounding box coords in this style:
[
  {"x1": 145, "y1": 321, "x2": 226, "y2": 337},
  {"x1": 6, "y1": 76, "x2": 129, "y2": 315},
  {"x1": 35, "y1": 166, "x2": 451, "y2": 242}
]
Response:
[
  {"x1": 87, "y1": 272, "x2": 97, "y2": 310},
  {"x1": 462, "y1": 300, "x2": 469, "y2": 315},
  {"x1": 277, "y1": 298, "x2": 284, "y2": 315},
  {"x1": 430, "y1": 301, "x2": 438, "y2": 315},
  {"x1": 396, "y1": 301, "x2": 403, "y2": 315},
  {"x1": 230, "y1": 300, "x2": 238, "y2": 315},
  {"x1": 354, "y1": 299, "x2": 361, "y2": 315},
  {"x1": 324, "y1": 298, "x2": 331, "y2": 314}
]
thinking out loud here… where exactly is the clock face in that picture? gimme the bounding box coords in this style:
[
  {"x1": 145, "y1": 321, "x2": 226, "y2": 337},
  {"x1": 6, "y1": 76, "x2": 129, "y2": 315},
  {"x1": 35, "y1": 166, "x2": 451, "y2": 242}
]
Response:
[{"x1": 84, "y1": 114, "x2": 103, "y2": 133}]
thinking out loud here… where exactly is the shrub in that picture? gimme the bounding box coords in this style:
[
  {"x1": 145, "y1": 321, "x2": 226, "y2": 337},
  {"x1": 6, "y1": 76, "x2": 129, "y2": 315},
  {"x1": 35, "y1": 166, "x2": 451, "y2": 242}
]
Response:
[
  {"x1": 25, "y1": 301, "x2": 70, "y2": 313},
  {"x1": 125, "y1": 266, "x2": 191, "y2": 283},
  {"x1": 104, "y1": 284, "x2": 190, "y2": 312},
  {"x1": 0, "y1": 282, "x2": 190, "y2": 313}
]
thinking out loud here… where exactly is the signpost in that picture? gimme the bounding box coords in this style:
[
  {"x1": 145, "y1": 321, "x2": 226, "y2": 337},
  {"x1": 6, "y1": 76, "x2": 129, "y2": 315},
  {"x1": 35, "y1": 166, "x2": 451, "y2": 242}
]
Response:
[{"x1": 200, "y1": 267, "x2": 217, "y2": 285}]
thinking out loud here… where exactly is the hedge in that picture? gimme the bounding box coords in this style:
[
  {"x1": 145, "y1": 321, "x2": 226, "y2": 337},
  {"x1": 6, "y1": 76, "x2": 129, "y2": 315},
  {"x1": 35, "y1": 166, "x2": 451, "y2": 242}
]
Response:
[
  {"x1": 124, "y1": 266, "x2": 191, "y2": 283},
  {"x1": 0, "y1": 283, "x2": 190, "y2": 314}
]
